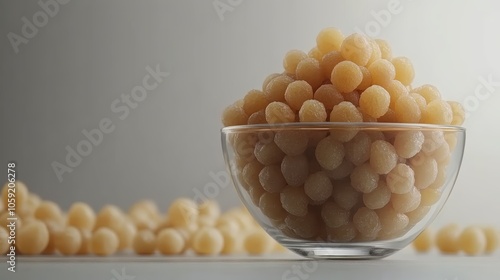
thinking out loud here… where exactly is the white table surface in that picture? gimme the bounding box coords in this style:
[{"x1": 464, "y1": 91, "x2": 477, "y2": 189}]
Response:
[{"x1": 1, "y1": 248, "x2": 499, "y2": 280}]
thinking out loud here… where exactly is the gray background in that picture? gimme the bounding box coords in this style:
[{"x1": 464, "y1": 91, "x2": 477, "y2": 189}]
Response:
[{"x1": 1, "y1": 0, "x2": 499, "y2": 226}]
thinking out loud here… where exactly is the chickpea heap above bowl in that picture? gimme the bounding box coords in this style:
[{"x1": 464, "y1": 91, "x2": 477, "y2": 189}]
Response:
[{"x1": 220, "y1": 27, "x2": 466, "y2": 259}]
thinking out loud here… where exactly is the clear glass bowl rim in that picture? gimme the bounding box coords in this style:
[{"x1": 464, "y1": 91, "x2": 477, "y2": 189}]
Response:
[{"x1": 221, "y1": 122, "x2": 466, "y2": 133}]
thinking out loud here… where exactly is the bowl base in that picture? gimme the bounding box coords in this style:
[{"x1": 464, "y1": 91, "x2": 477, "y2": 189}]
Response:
[{"x1": 288, "y1": 245, "x2": 399, "y2": 260}]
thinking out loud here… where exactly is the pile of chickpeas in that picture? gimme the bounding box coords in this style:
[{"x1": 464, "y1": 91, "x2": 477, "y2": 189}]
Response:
[
  {"x1": 413, "y1": 225, "x2": 500, "y2": 256},
  {"x1": 1, "y1": 181, "x2": 497, "y2": 257},
  {"x1": 0, "y1": 181, "x2": 285, "y2": 256},
  {"x1": 222, "y1": 27, "x2": 465, "y2": 242}
]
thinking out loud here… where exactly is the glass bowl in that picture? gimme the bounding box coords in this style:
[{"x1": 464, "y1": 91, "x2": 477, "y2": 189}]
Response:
[{"x1": 221, "y1": 122, "x2": 465, "y2": 259}]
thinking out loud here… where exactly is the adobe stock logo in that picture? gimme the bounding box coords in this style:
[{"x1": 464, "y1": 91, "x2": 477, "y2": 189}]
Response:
[
  {"x1": 463, "y1": 74, "x2": 500, "y2": 119},
  {"x1": 110, "y1": 267, "x2": 135, "y2": 280},
  {"x1": 51, "y1": 64, "x2": 170, "y2": 182},
  {"x1": 282, "y1": 260, "x2": 318, "y2": 280},
  {"x1": 212, "y1": 0, "x2": 244, "y2": 21},
  {"x1": 353, "y1": 0, "x2": 404, "y2": 37},
  {"x1": 7, "y1": 0, "x2": 71, "y2": 54}
]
